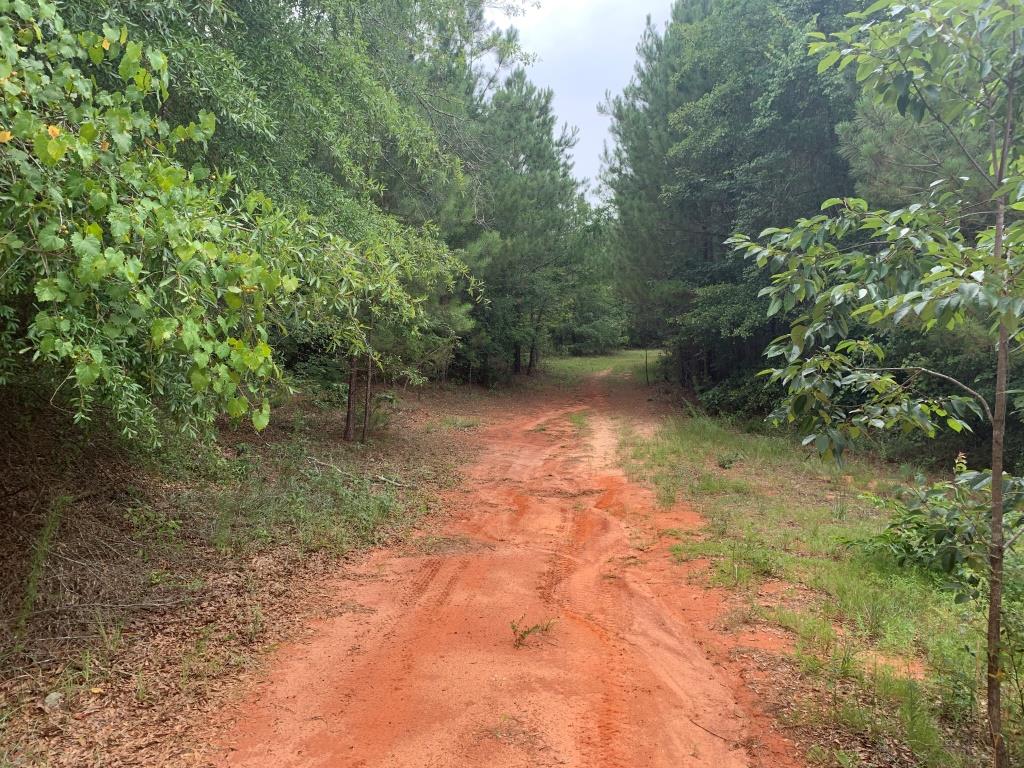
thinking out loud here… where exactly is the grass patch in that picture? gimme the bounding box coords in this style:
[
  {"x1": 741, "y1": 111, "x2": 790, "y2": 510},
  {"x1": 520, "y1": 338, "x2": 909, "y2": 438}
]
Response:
[
  {"x1": 544, "y1": 349, "x2": 661, "y2": 385},
  {"x1": 193, "y1": 435, "x2": 421, "y2": 556},
  {"x1": 622, "y1": 411, "x2": 987, "y2": 766},
  {"x1": 568, "y1": 410, "x2": 590, "y2": 434}
]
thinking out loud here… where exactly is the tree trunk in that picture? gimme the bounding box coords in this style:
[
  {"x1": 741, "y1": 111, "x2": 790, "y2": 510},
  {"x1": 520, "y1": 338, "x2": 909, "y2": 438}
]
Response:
[
  {"x1": 361, "y1": 352, "x2": 373, "y2": 443},
  {"x1": 526, "y1": 343, "x2": 538, "y2": 376},
  {"x1": 513, "y1": 343, "x2": 522, "y2": 375},
  {"x1": 988, "y1": 199, "x2": 1009, "y2": 768},
  {"x1": 645, "y1": 348, "x2": 650, "y2": 386},
  {"x1": 343, "y1": 353, "x2": 358, "y2": 442}
]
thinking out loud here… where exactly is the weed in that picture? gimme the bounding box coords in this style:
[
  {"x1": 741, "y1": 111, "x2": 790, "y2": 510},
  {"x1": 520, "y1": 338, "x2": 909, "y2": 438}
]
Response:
[
  {"x1": 568, "y1": 410, "x2": 590, "y2": 433},
  {"x1": 15, "y1": 496, "x2": 67, "y2": 644},
  {"x1": 134, "y1": 671, "x2": 151, "y2": 703},
  {"x1": 717, "y1": 451, "x2": 743, "y2": 469},
  {"x1": 244, "y1": 604, "x2": 265, "y2": 643},
  {"x1": 510, "y1": 615, "x2": 556, "y2": 648}
]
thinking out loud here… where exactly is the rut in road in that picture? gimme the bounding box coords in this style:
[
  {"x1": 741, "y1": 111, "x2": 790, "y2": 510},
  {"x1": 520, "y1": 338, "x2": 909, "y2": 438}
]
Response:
[{"x1": 212, "y1": 373, "x2": 801, "y2": 768}]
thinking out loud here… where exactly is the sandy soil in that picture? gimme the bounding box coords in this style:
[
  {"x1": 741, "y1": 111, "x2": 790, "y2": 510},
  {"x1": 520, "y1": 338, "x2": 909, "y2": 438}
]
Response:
[{"x1": 207, "y1": 372, "x2": 803, "y2": 768}]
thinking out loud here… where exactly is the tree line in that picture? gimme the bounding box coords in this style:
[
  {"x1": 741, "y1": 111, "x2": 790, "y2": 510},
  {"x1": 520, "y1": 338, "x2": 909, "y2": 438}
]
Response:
[{"x1": 604, "y1": 0, "x2": 1023, "y2": 472}]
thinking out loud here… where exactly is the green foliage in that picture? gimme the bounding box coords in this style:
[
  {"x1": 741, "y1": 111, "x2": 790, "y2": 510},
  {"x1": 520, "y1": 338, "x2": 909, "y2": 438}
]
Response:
[
  {"x1": 837, "y1": 95, "x2": 990, "y2": 212},
  {"x1": 0, "y1": 1, "x2": 306, "y2": 439},
  {"x1": 454, "y1": 69, "x2": 608, "y2": 380},
  {"x1": 867, "y1": 465, "x2": 991, "y2": 599},
  {"x1": 604, "y1": 0, "x2": 857, "y2": 397},
  {"x1": 731, "y1": 193, "x2": 1019, "y2": 460},
  {"x1": 0, "y1": 0, "x2": 491, "y2": 442}
]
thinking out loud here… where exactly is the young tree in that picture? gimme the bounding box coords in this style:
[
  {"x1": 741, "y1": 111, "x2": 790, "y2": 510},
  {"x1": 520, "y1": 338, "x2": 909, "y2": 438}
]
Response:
[{"x1": 732, "y1": 1, "x2": 1024, "y2": 761}]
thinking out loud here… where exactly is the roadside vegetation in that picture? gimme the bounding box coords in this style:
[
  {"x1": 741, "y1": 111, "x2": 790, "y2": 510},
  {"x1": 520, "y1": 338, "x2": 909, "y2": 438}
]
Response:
[
  {"x1": 623, "y1": 408, "x2": 1013, "y2": 767},
  {"x1": 0, "y1": 371, "x2": 469, "y2": 766}
]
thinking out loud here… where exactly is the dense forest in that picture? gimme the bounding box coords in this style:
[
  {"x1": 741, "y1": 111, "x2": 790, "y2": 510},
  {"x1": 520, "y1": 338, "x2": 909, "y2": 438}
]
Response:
[{"x1": 3, "y1": 0, "x2": 1024, "y2": 766}]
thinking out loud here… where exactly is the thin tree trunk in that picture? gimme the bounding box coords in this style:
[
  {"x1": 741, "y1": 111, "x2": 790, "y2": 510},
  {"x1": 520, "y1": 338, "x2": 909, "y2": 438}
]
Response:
[
  {"x1": 645, "y1": 348, "x2": 650, "y2": 386},
  {"x1": 513, "y1": 343, "x2": 522, "y2": 375},
  {"x1": 527, "y1": 343, "x2": 538, "y2": 376},
  {"x1": 988, "y1": 198, "x2": 1009, "y2": 768},
  {"x1": 987, "y1": 55, "x2": 1014, "y2": 761},
  {"x1": 344, "y1": 353, "x2": 358, "y2": 442},
  {"x1": 361, "y1": 352, "x2": 372, "y2": 443}
]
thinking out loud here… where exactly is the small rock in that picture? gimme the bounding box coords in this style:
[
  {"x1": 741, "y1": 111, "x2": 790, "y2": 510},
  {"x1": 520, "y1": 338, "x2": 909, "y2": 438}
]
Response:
[{"x1": 42, "y1": 691, "x2": 64, "y2": 711}]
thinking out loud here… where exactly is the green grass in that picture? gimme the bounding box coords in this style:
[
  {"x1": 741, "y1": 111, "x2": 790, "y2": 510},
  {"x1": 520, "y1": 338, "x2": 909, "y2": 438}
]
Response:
[
  {"x1": 194, "y1": 437, "x2": 416, "y2": 555},
  {"x1": 568, "y1": 409, "x2": 590, "y2": 433},
  {"x1": 544, "y1": 349, "x2": 662, "y2": 385},
  {"x1": 622, "y1": 411, "x2": 988, "y2": 767}
]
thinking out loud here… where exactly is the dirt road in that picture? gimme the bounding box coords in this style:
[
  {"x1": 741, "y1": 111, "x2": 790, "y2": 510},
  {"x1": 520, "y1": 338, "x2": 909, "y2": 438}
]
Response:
[{"x1": 211, "y1": 373, "x2": 801, "y2": 768}]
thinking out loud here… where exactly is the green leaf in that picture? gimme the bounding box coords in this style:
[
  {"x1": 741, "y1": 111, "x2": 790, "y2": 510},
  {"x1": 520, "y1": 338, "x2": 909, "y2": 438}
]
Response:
[
  {"x1": 71, "y1": 232, "x2": 102, "y2": 259},
  {"x1": 816, "y1": 50, "x2": 841, "y2": 73},
  {"x1": 791, "y1": 325, "x2": 808, "y2": 351},
  {"x1": 75, "y1": 361, "x2": 101, "y2": 389},
  {"x1": 118, "y1": 41, "x2": 143, "y2": 80},
  {"x1": 227, "y1": 396, "x2": 248, "y2": 419},
  {"x1": 252, "y1": 400, "x2": 270, "y2": 431},
  {"x1": 34, "y1": 278, "x2": 67, "y2": 302}
]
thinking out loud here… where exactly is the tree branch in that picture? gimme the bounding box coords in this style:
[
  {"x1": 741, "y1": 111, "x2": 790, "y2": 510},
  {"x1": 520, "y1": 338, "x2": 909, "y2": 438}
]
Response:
[
  {"x1": 894, "y1": 53, "x2": 999, "y2": 192},
  {"x1": 864, "y1": 366, "x2": 993, "y2": 423}
]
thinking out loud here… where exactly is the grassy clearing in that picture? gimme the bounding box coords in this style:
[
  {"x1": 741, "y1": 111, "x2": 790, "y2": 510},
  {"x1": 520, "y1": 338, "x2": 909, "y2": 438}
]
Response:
[
  {"x1": 544, "y1": 349, "x2": 660, "y2": 385},
  {"x1": 622, "y1": 412, "x2": 989, "y2": 767}
]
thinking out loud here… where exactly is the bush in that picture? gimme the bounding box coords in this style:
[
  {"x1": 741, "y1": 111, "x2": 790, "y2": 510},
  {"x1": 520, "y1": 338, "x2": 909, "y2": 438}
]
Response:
[{"x1": 698, "y1": 373, "x2": 782, "y2": 418}]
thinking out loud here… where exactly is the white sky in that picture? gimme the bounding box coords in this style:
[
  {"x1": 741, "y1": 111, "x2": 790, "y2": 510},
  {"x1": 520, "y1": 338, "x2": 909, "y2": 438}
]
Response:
[{"x1": 487, "y1": 0, "x2": 673, "y2": 196}]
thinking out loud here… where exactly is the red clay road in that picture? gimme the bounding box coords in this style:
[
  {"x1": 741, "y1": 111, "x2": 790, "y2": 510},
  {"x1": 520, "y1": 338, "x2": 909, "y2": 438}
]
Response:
[{"x1": 209, "y1": 372, "x2": 801, "y2": 768}]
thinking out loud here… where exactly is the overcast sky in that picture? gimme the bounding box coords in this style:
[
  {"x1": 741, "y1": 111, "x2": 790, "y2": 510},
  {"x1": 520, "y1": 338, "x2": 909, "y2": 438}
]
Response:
[{"x1": 487, "y1": 1, "x2": 673, "y2": 197}]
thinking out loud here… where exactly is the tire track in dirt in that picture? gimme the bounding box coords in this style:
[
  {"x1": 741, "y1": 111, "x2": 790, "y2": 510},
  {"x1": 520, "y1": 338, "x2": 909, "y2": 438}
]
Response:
[{"x1": 208, "y1": 372, "x2": 803, "y2": 768}]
